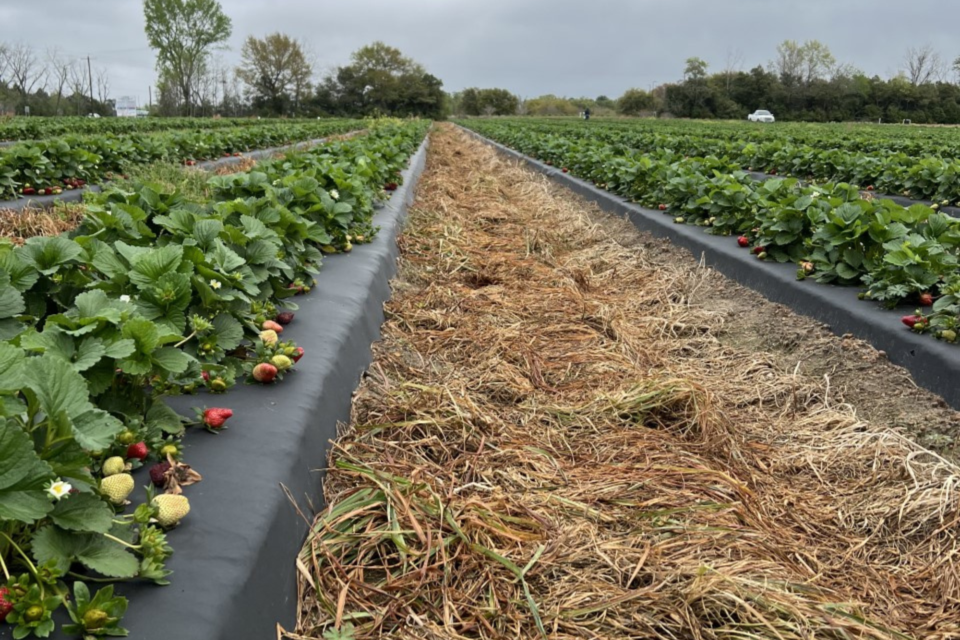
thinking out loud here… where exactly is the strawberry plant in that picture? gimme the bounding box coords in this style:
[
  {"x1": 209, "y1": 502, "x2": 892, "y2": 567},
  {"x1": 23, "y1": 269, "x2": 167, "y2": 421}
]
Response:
[{"x1": 0, "y1": 119, "x2": 429, "y2": 637}]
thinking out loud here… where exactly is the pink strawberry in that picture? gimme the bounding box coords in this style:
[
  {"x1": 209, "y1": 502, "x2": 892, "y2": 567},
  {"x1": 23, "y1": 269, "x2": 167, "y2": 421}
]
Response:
[
  {"x1": 203, "y1": 407, "x2": 234, "y2": 430},
  {"x1": 126, "y1": 441, "x2": 148, "y2": 460},
  {"x1": 919, "y1": 292, "x2": 934, "y2": 307},
  {"x1": 262, "y1": 320, "x2": 284, "y2": 334},
  {"x1": 201, "y1": 371, "x2": 210, "y2": 382},
  {"x1": 252, "y1": 363, "x2": 278, "y2": 384}
]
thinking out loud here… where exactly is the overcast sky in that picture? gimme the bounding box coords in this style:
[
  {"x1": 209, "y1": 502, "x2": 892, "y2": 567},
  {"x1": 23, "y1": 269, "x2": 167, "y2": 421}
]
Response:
[{"x1": 1, "y1": 0, "x2": 958, "y2": 106}]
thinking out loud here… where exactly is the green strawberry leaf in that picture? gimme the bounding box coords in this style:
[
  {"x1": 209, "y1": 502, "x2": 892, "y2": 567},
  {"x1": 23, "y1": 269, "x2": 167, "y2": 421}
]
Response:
[
  {"x1": 0, "y1": 271, "x2": 26, "y2": 319},
  {"x1": 50, "y1": 492, "x2": 114, "y2": 533},
  {"x1": 213, "y1": 313, "x2": 244, "y2": 351},
  {"x1": 151, "y1": 347, "x2": 192, "y2": 374},
  {"x1": 33, "y1": 526, "x2": 140, "y2": 578},
  {"x1": 72, "y1": 408, "x2": 125, "y2": 452},
  {"x1": 0, "y1": 341, "x2": 26, "y2": 392},
  {"x1": 24, "y1": 354, "x2": 92, "y2": 420},
  {"x1": 0, "y1": 419, "x2": 56, "y2": 523},
  {"x1": 146, "y1": 400, "x2": 184, "y2": 436},
  {"x1": 19, "y1": 236, "x2": 83, "y2": 275}
]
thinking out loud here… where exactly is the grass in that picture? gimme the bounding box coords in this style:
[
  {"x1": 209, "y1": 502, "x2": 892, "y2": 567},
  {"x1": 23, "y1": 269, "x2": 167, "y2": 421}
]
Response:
[{"x1": 290, "y1": 125, "x2": 959, "y2": 640}]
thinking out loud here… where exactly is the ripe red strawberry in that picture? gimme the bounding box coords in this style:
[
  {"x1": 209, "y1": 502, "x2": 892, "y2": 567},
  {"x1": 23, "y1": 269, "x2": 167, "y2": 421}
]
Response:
[
  {"x1": 292, "y1": 346, "x2": 304, "y2": 363},
  {"x1": 149, "y1": 461, "x2": 171, "y2": 487},
  {"x1": 262, "y1": 320, "x2": 284, "y2": 334},
  {"x1": 658, "y1": 204, "x2": 667, "y2": 211},
  {"x1": 252, "y1": 362, "x2": 278, "y2": 383},
  {"x1": 22, "y1": 187, "x2": 36, "y2": 195},
  {"x1": 902, "y1": 315, "x2": 922, "y2": 328},
  {"x1": 203, "y1": 407, "x2": 233, "y2": 430},
  {"x1": 866, "y1": 185, "x2": 875, "y2": 191},
  {"x1": 0, "y1": 586, "x2": 13, "y2": 622},
  {"x1": 561, "y1": 168, "x2": 569, "y2": 173},
  {"x1": 384, "y1": 182, "x2": 398, "y2": 191},
  {"x1": 126, "y1": 441, "x2": 148, "y2": 460},
  {"x1": 737, "y1": 236, "x2": 750, "y2": 248},
  {"x1": 919, "y1": 292, "x2": 934, "y2": 306},
  {"x1": 275, "y1": 311, "x2": 295, "y2": 325},
  {"x1": 44, "y1": 187, "x2": 53, "y2": 195},
  {"x1": 752, "y1": 246, "x2": 766, "y2": 255}
]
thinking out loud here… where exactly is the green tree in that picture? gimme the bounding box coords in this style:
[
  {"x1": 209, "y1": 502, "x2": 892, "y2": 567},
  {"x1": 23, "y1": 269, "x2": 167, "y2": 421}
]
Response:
[
  {"x1": 617, "y1": 88, "x2": 656, "y2": 115},
  {"x1": 313, "y1": 42, "x2": 444, "y2": 118},
  {"x1": 236, "y1": 33, "x2": 312, "y2": 116},
  {"x1": 143, "y1": 0, "x2": 232, "y2": 116},
  {"x1": 457, "y1": 87, "x2": 519, "y2": 115}
]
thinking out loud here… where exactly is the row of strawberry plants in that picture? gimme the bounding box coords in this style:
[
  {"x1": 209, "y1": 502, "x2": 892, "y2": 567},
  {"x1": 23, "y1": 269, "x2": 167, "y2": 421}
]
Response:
[
  {"x1": 511, "y1": 116, "x2": 960, "y2": 158},
  {"x1": 0, "y1": 119, "x2": 428, "y2": 638},
  {"x1": 0, "y1": 119, "x2": 364, "y2": 201},
  {"x1": 462, "y1": 121, "x2": 960, "y2": 344},
  {"x1": 0, "y1": 117, "x2": 318, "y2": 143},
  {"x1": 479, "y1": 119, "x2": 960, "y2": 205}
]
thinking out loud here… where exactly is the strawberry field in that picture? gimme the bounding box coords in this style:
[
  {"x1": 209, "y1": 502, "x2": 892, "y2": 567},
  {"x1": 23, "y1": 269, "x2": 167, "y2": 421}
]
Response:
[
  {"x1": 0, "y1": 118, "x2": 428, "y2": 639},
  {"x1": 458, "y1": 118, "x2": 960, "y2": 347},
  {"x1": 0, "y1": 119, "x2": 364, "y2": 202},
  {"x1": 0, "y1": 116, "x2": 321, "y2": 143}
]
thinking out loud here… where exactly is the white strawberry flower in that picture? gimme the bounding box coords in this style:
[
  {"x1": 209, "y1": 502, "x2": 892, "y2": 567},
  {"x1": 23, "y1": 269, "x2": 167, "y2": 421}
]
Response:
[
  {"x1": 330, "y1": 189, "x2": 340, "y2": 200},
  {"x1": 47, "y1": 479, "x2": 72, "y2": 501},
  {"x1": 119, "y1": 295, "x2": 132, "y2": 303},
  {"x1": 210, "y1": 279, "x2": 222, "y2": 290}
]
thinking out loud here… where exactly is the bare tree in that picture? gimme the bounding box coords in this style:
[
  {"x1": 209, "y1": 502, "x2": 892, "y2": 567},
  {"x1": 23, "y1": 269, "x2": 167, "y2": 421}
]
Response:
[
  {"x1": 46, "y1": 49, "x2": 73, "y2": 115},
  {"x1": 771, "y1": 40, "x2": 804, "y2": 80},
  {"x1": 904, "y1": 45, "x2": 944, "y2": 85},
  {"x1": 95, "y1": 66, "x2": 110, "y2": 105},
  {"x1": 6, "y1": 43, "x2": 48, "y2": 111},
  {"x1": 67, "y1": 62, "x2": 89, "y2": 115},
  {"x1": 722, "y1": 47, "x2": 744, "y2": 94},
  {"x1": 0, "y1": 43, "x2": 9, "y2": 84}
]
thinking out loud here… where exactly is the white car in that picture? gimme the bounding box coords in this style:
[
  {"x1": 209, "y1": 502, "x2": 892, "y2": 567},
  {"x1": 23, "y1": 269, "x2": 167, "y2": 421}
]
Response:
[{"x1": 748, "y1": 110, "x2": 775, "y2": 123}]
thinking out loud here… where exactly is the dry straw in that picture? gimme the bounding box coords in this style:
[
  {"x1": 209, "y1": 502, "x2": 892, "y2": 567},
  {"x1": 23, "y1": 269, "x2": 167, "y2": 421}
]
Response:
[{"x1": 290, "y1": 125, "x2": 960, "y2": 640}]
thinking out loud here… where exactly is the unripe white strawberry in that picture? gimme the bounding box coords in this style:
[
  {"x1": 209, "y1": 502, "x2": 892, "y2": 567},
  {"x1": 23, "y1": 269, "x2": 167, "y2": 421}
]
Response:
[
  {"x1": 100, "y1": 473, "x2": 135, "y2": 505},
  {"x1": 152, "y1": 494, "x2": 190, "y2": 527},
  {"x1": 102, "y1": 456, "x2": 126, "y2": 477}
]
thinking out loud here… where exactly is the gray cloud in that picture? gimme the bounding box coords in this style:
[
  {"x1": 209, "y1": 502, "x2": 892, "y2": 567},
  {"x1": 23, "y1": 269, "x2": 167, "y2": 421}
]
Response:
[{"x1": 2, "y1": 0, "x2": 959, "y2": 105}]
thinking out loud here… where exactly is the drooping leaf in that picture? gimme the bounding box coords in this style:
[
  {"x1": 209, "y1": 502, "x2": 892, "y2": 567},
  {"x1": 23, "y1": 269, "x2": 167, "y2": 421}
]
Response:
[{"x1": 0, "y1": 420, "x2": 56, "y2": 523}]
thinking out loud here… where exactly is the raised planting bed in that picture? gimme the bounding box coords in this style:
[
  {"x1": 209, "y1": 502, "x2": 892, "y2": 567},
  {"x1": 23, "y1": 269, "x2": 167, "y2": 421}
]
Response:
[
  {"x1": 104, "y1": 137, "x2": 428, "y2": 640},
  {"x1": 0, "y1": 119, "x2": 364, "y2": 203},
  {"x1": 463, "y1": 127, "x2": 960, "y2": 412},
  {"x1": 0, "y1": 132, "x2": 363, "y2": 213},
  {"x1": 0, "y1": 123, "x2": 428, "y2": 640}
]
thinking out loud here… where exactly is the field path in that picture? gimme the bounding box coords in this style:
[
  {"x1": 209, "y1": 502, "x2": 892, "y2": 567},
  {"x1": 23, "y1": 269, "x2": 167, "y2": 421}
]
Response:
[{"x1": 291, "y1": 124, "x2": 960, "y2": 640}]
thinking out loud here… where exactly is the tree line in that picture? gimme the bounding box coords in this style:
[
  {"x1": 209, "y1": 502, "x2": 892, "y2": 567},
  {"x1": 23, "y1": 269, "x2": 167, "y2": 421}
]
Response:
[
  {"x1": 7, "y1": 3, "x2": 960, "y2": 125},
  {"x1": 144, "y1": 0, "x2": 443, "y2": 119},
  {"x1": 452, "y1": 41, "x2": 960, "y2": 125}
]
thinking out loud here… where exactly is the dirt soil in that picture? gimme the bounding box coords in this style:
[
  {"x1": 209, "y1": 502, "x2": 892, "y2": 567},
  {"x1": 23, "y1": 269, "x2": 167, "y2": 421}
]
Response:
[{"x1": 292, "y1": 124, "x2": 960, "y2": 640}]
